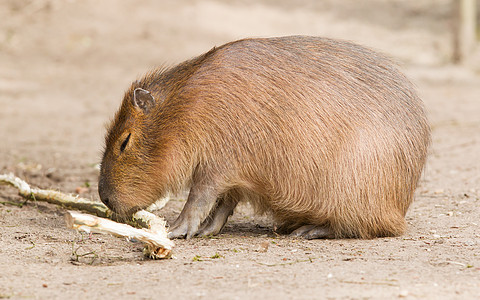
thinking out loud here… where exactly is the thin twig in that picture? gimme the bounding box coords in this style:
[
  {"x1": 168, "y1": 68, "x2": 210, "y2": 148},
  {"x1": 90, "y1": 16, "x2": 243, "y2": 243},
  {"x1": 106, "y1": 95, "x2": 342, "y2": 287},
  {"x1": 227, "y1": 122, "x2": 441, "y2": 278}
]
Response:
[{"x1": 0, "y1": 173, "x2": 110, "y2": 217}]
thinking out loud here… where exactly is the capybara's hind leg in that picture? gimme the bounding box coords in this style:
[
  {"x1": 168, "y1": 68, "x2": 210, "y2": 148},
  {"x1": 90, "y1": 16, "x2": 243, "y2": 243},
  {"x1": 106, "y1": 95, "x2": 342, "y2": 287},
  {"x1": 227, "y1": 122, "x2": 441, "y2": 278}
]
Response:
[
  {"x1": 290, "y1": 224, "x2": 335, "y2": 239},
  {"x1": 196, "y1": 198, "x2": 238, "y2": 237}
]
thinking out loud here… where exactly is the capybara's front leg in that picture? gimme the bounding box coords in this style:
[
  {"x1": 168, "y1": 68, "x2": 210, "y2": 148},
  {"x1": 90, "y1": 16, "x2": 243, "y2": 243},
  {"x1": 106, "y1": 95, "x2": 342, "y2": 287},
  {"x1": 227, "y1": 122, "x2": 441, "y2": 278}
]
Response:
[
  {"x1": 168, "y1": 183, "x2": 219, "y2": 239},
  {"x1": 196, "y1": 197, "x2": 238, "y2": 237}
]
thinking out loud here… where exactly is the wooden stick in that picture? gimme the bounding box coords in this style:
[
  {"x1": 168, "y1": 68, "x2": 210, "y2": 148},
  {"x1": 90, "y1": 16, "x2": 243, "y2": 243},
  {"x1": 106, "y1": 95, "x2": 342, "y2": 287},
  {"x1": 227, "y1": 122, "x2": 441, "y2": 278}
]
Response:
[
  {"x1": 0, "y1": 173, "x2": 111, "y2": 217},
  {"x1": 65, "y1": 211, "x2": 174, "y2": 259},
  {"x1": 0, "y1": 173, "x2": 169, "y2": 218},
  {"x1": 0, "y1": 173, "x2": 174, "y2": 259}
]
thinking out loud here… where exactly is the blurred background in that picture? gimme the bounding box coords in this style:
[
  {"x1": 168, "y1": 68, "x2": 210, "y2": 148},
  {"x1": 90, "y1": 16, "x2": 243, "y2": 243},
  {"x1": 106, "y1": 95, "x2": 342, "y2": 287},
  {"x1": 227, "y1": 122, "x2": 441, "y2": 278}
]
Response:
[
  {"x1": 1, "y1": 2, "x2": 479, "y2": 298},
  {"x1": 0, "y1": 0, "x2": 478, "y2": 184}
]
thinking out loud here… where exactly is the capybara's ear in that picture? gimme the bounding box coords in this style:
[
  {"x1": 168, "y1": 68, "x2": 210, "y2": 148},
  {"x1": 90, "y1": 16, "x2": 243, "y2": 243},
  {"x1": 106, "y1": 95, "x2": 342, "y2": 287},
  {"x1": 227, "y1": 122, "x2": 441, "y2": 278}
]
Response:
[{"x1": 133, "y1": 88, "x2": 155, "y2": 113}]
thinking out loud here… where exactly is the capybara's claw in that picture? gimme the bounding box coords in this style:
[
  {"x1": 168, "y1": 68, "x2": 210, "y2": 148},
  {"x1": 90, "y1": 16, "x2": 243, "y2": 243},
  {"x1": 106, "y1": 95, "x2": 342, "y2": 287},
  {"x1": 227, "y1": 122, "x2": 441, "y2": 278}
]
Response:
[
  {"x1": 167, "y1": 227, "x2": 186, "y2": 239},
  {"x1": 167, "y1": 217, "x2": 201, "y2": 239}
]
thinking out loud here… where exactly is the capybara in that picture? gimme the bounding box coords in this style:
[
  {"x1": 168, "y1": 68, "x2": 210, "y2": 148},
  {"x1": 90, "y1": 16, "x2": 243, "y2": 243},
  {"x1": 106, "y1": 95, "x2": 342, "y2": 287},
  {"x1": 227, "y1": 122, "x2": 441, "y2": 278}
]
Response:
[{"x1": 98, "y1": 36, "x2": 430, "y2": 239}]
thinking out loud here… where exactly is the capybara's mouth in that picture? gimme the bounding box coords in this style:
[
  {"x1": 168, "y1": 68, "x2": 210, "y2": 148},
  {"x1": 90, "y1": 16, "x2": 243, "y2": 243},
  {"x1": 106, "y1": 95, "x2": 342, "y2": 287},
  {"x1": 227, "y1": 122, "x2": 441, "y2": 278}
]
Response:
[
  {"x1": 110, "y1": 207, "x2": 140, "y2": 223},
  {"x1": 108, "y1": 203, "x2": 146, "y2": 222}
]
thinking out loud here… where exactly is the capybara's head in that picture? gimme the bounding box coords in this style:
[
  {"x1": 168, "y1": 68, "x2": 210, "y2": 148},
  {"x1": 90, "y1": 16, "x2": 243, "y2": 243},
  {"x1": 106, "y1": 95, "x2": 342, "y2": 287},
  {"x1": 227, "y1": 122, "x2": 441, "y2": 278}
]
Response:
[{"x1": 99, "y1": 87, "x2": 163, "y2": 216}]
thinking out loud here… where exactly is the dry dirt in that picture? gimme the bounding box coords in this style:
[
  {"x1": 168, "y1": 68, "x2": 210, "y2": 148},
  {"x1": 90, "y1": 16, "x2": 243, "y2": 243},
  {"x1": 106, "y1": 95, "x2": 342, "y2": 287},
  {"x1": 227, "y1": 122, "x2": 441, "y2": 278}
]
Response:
[{"x1": 1, "y1": 0, "x2": 479, "y2": 299}]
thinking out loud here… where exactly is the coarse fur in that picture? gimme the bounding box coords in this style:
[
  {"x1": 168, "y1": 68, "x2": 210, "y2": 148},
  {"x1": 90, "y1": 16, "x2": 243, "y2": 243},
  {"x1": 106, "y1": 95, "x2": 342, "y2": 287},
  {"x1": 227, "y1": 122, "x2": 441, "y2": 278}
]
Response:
[{"x1": 99, "y1": 36, "x2": 430, "y2": 239}]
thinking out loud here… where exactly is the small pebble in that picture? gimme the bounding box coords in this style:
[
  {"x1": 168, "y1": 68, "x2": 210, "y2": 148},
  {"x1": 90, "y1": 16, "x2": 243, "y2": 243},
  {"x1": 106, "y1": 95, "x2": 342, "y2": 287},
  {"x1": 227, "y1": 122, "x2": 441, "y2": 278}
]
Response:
[
  {"x1": 399, "y1": 290, "x2": 409, "y2": 297},
  {"x1": 463, "y1": 240, "x2": 476, "y2": 246},
  {"x1": 75, "y1": 187, "x2": 89, "y2": 194},
  {"x1": 256, "y1": 241, "x2": 269, "y2": 253}
]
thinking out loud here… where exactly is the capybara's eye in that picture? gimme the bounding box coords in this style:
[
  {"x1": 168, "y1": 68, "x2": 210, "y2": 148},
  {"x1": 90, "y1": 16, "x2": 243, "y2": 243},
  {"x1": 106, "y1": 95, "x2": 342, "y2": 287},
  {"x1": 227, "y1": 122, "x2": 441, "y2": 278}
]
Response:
[{"x1": 120, "y1": 133, "x2": 131, "y2": 152}]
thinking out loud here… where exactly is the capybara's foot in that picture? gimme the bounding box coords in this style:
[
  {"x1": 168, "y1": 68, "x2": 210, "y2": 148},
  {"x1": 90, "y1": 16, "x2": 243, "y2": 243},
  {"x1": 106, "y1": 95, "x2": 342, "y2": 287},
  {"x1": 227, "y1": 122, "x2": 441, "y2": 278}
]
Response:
[
  {"x1": 290, "y1": 225, "x2": 334, "y2": 239},
  {"x1": 167, "y1": 215, "x2": 202, "y2": 239},
  {"x1": 195, "y1": 218, "x2": 225, "y2": 237},
  {"x1": 196, "y1": 200, "x2": 236, "y2": 237},
  {"x1": 167, "y1": 222, "x2": 189, "y2": 239}
]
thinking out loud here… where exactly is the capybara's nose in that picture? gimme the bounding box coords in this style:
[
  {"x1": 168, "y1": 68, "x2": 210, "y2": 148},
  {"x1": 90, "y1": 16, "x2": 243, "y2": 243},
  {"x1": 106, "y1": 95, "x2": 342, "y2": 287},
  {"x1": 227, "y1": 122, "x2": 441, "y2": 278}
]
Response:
[
  {"x1": 98, "y1": 177, "x2": 113, "y2": 209},
  {"x1": 101, "y1": 196, "x2": 110, "y2": 208}
]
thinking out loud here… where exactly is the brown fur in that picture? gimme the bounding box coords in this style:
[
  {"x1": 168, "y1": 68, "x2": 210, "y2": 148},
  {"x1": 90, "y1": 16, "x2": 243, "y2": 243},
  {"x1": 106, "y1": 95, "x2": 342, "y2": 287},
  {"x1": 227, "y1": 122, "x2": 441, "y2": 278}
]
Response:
[{"x1": 99, "y1": 36, "x2": 430, "y2": 239}]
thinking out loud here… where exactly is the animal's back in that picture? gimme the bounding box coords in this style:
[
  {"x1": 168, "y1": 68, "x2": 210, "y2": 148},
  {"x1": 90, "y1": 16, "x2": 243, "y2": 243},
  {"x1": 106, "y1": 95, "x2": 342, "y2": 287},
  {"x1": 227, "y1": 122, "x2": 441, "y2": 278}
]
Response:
[{"x1": 101, "y1": 36, "x2": 430, "y2": 239}]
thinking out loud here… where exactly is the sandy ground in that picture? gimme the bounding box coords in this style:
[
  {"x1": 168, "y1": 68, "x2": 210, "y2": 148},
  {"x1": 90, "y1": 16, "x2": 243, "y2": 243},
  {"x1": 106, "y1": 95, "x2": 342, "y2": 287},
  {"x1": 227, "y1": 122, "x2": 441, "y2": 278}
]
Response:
[{"x1": 1, "y1": 0, "x2": 479, "y2": 299}]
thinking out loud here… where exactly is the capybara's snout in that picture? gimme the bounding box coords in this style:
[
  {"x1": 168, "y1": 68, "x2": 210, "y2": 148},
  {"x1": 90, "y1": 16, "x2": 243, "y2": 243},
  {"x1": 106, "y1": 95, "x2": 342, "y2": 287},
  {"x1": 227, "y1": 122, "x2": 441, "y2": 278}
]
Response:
[{"x1": 98, "y1": 175, "x2": 113, "y2": 210}]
